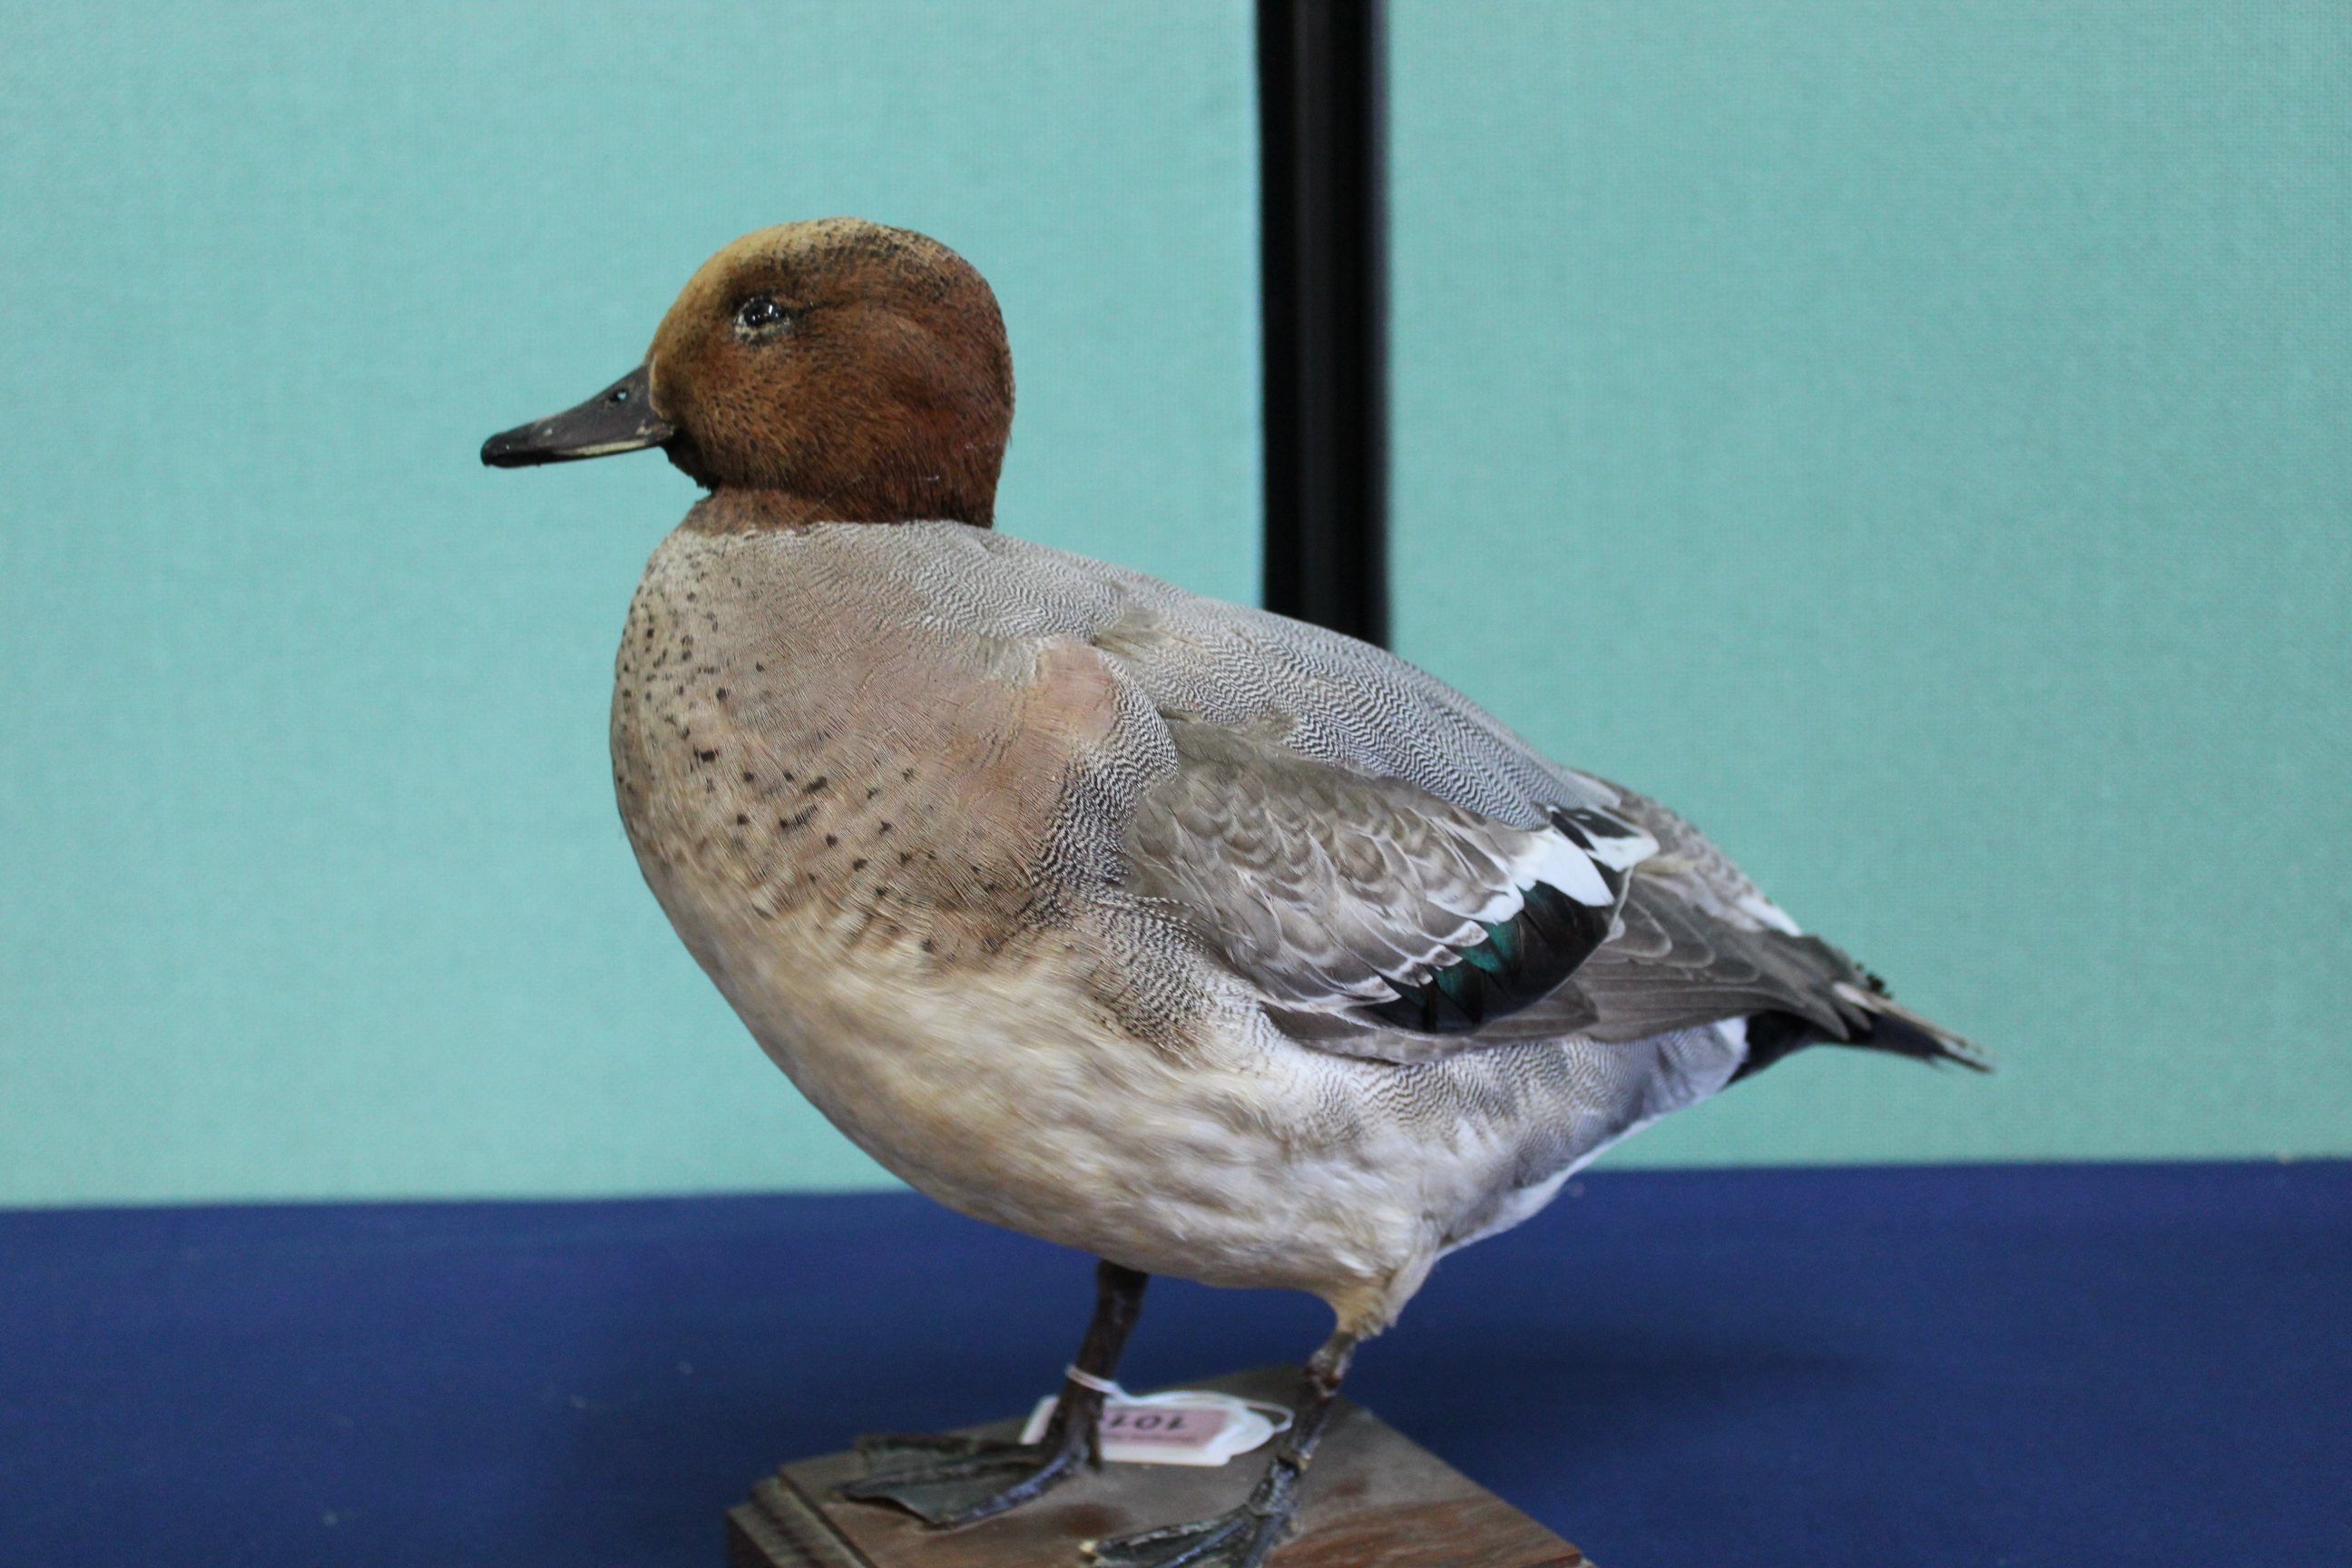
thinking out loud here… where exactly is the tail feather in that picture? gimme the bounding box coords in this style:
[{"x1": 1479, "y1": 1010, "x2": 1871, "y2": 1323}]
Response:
[
  {"x1": 1851, "y1": 991, "x2": 1993, "y2": 1072},
  {"x1": 1731, "y1": 989, "x2": 1991, "y2": 1083}
]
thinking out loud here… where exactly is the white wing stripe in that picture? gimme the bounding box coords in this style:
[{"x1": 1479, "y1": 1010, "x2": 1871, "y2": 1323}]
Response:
[{"x1": 1525, "y1": 829, "x2": 1615, "y2": 907}]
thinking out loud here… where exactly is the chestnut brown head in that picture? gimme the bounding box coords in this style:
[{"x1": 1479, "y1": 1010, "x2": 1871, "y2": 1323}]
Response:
[{"x1": 484, "y1": 219, "x2": 1014, "y2": 527}]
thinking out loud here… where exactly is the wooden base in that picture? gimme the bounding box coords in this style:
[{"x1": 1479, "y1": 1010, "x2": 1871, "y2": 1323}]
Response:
[{"x1": 728, "y1": 1365, "x2": 1589, "y2": 1568}]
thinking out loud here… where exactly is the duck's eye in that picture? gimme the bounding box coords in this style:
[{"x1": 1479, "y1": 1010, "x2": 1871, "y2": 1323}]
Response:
[{"x1": 734, "y1": 296, "x2": 790, "y2": 336}]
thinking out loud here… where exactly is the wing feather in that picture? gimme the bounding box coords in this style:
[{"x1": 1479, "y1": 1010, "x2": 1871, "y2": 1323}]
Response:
[{"x1": 1122, "y1": 720, "x2": 1651, "y2": 1022}]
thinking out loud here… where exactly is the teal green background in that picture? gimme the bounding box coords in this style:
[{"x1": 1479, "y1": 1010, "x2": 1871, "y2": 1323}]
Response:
[{"x1": 3, "y1": 3, "x2": 2346, "y2": 1205}]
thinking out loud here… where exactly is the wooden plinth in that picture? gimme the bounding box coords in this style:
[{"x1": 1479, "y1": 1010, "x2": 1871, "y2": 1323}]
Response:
[{"x1": 728, "y1": 1365, "x2": 1589, "y2": 1568}]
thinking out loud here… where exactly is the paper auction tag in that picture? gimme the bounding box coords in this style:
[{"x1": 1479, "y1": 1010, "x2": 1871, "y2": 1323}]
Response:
[{"x1": 1018, "y1": 1386, "x2": 1289, "y2": 1467}]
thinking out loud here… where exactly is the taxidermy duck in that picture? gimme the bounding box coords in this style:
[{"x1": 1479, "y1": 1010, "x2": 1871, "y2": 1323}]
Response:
[{"x1": 484, "y1": 218, "x2": 1983, "y2": 1567}]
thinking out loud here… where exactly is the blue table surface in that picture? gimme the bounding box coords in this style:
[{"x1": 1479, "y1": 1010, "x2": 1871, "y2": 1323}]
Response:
[{"x1": 4, "y1": 1161, "x2": 2346, "y2": 1568}]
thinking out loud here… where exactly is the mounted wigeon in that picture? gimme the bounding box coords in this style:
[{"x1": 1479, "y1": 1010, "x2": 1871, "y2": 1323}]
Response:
[{"x1": 484, "y1": 217, "x2": 1984, "y2": 1567}]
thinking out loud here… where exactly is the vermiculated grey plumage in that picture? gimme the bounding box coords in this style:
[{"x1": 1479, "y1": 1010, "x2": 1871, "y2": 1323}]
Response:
[
  {"x1": 611, "y1": 509, "x2": 1981, "y2": 1337},
  {"x1": 884, "y1": 521, "x2": 1978, "y2": 1060}
]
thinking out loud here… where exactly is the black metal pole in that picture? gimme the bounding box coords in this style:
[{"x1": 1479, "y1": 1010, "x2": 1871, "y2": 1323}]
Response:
[{"x1": 1258, "y1": 0, "x2": 1387, "y2": 647}]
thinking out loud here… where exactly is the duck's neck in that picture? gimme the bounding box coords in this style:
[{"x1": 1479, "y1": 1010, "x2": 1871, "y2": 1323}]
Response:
[{"x1": 681, "y1": 487, "x2": 995, "y2": 534}]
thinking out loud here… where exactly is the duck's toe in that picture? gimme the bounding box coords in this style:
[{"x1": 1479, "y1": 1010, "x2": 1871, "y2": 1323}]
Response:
[
  {"x1": 1085, "y1": 1498, "x2": 1288, "y2": 1568},
  {"x1": 837, "y1": 1432, "x2": 1087, "y2": 1527}
]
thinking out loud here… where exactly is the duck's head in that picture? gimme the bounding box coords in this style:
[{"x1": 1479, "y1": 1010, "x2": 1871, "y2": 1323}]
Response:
[{"x1": 482, "y1": 218, "x2": 1013, "y2": 527}]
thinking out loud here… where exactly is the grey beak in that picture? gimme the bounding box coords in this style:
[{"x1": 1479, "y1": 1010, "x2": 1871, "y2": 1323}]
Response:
[{"x1": 481, "y1": 363, "x2": 675, "y2": 467}]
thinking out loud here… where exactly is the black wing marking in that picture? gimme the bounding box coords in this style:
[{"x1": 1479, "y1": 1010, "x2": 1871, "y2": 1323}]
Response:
[{"x1": 1358, "y1": 808, "x2": 1648, "y2": 1034}]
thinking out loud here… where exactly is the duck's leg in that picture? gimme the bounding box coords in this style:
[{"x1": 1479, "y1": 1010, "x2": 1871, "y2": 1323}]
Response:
[
  {"x1": 1087, "y1": 1331, "x2": 1357, "y2": 1568},
  {"x1": 838, "y1": 1259, "x2": 1150, "y2": 1527}
]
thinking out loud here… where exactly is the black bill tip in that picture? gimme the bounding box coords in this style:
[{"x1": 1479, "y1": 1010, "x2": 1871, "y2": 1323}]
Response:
[{"x1": 482, "y1": 363, "x2": 675, "y2": 468}]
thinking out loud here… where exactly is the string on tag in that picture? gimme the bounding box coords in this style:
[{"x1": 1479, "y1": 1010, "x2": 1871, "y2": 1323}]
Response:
[{"x1": 1063, "y1": 1365, "x2": 1123, "y2": 1396}]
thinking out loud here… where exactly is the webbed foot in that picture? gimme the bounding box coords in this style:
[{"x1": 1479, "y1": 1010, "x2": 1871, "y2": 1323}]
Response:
[
  {"x1": 1086, "y1": 1491, "x2": 1289, "y2": 1568},
  {"x1": 838, "y1": 1430, "x2": 1088, "y2": 1527},
  {"x1": 835, "y1": 1259, "x2": 1152, "y2": 1529},
  {"x1": 1091, "y1": 1330, "x2": 1356, "y2": 1568}
]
